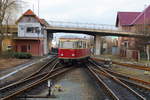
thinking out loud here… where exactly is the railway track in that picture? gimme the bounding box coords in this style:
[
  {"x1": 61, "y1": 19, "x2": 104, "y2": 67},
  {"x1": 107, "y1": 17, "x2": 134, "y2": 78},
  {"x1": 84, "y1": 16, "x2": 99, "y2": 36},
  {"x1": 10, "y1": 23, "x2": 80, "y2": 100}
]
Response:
[
  {"x1": 92, "y1": 57, "x2": 150, "y2": 71},
  {"x1": 0, "y1": 56, "x2": 57, "y2": 90},
  {"x1": 92, "y1": 60, "x2": 150, "y2": 99},
  {"x1": 0, "y1": 57, "x2": 73, "y2": 100},
  {"x1": 87, "y1": 59, "x2": 146, "y2": 100},
  {"x1": 93, "y1": 59, "x2": 150, "y2": 87},
  {"x1": 0, "y1": 56, "x2": 57, "y2": 89}
]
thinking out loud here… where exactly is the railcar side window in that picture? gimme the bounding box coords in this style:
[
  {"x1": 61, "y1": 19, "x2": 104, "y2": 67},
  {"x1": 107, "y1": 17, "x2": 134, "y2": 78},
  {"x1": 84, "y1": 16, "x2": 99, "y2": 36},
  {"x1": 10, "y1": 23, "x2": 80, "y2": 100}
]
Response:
[
  {"x1": 83, "y1": 41, "x2": 86, "y2": 48},
  {"x1": 77, "y1": 41, "x2": 82, "y2": 48}
]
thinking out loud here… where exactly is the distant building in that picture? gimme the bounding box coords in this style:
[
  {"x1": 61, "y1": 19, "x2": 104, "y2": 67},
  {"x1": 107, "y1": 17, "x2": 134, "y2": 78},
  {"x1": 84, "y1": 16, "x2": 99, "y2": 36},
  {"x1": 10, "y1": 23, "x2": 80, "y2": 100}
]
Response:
[{"x1": 116, "y1": 5, "x2": 150, "y2": 60}]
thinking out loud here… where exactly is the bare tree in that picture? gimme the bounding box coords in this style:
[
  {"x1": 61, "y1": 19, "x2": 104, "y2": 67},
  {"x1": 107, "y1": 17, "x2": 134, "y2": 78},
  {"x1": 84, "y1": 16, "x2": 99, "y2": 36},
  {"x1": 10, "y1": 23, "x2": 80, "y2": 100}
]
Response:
[
  {"x1": 0, "y1": 0, "x2": 22, "y2": 36},
  {"x1": 0, "y1": 0, "x2": 22, "y2": 52}
]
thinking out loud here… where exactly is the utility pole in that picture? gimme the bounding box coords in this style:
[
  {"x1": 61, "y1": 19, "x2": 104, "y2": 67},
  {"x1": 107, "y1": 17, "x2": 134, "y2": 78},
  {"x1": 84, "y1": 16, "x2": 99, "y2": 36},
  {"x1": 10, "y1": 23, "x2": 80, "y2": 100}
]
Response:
[
  {"x1": 33, "y1": 4, "x2": 34, "y2": 12},
  {"x1": 144, "y1": 4, "x2": 146, "y2": 34},
  {"x1": 38, "y1": 0, "x2": 40, "y2": 17},
  {"x1": 144, "y1": 4, "x2": 150, "y2": 61}
]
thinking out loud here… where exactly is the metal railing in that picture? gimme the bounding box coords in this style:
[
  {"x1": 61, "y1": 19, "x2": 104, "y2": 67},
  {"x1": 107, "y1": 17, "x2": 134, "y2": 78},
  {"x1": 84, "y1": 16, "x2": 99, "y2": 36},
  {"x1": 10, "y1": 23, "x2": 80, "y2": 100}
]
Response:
[
  {"x1": 47, "y1": 21, "x2": 139, "y2": 34},
  {"x1": 48, "y1": 21, "x2": 118, "y2": 31}
]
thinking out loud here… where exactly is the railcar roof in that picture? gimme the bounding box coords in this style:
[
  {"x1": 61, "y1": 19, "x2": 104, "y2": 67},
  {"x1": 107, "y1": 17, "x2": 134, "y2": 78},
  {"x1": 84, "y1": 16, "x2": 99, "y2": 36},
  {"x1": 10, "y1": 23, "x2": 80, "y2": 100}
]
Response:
[
  {"x1": 59, "y1": 35, "x2": 88, "y2": 39},
  {"x1": 59, "y1": 38, "x2": 86, "y2": 40}
]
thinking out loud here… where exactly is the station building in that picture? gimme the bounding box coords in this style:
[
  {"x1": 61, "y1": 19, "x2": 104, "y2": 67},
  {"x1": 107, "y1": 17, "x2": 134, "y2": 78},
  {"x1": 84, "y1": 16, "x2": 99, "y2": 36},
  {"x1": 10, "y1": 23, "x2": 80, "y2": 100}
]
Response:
[
  {"x1": 13, "y1": 9, "x2": 52, "y2": 56},
  {"x1": 0, "y1": 9, "x2": 52, "y2": 56}
]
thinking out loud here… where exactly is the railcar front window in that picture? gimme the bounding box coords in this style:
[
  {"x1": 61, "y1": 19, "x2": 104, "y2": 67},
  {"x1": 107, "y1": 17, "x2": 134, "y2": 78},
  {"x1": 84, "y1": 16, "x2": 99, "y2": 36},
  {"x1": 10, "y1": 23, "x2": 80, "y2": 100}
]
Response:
[{"x1": 60, "y1": 41, "x2": 76, "y2": 48}]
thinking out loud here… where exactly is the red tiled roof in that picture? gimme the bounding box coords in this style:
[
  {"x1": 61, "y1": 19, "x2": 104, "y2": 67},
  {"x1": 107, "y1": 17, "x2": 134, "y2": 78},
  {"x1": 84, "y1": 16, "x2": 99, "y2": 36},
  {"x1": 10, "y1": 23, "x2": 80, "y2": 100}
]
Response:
[
  {"x1": 116, "y1": 12, "x2": 140, "y2": 27},
  {"x1": 39, "y1": 19, "x2": 49, "y2": 26},
  {"x1": 23, "y1": 9, "x2": 36, "y2": 16},
  {"x1": 16, "y1": 9, "x2": 47, "y2": 26},
  {"x1": 131, "y1": 5, "x2": 150, "y2": 25}
]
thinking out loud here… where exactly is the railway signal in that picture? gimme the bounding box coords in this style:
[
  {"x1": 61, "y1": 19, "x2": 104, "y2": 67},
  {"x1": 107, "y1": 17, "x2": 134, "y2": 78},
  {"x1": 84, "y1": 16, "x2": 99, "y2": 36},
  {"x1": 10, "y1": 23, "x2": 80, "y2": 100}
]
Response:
[{"x1": 47, "y1": 79, "x2": 53, "y2": 96}]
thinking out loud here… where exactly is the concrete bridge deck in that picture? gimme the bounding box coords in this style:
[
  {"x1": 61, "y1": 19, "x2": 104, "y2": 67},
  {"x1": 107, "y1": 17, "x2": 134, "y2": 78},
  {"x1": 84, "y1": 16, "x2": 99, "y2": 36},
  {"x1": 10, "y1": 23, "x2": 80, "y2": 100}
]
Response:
[{"x1": 46, "y1": 26, "x2": 144, "y2": 37}]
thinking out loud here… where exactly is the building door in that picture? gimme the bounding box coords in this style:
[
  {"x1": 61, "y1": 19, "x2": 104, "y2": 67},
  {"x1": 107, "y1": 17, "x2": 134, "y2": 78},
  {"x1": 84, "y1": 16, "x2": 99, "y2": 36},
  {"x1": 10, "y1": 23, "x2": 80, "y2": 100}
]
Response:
[{"x1": 21, "y1": 45, "x2": 27, "y2": 52}]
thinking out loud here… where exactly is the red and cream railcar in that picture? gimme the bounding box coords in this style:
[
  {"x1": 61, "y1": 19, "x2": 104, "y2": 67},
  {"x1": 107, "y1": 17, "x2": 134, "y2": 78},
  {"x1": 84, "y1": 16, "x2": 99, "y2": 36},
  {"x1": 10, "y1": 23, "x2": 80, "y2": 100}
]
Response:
[{"x1": 58, "y1": 36, "x2": 90, "y2": 62}]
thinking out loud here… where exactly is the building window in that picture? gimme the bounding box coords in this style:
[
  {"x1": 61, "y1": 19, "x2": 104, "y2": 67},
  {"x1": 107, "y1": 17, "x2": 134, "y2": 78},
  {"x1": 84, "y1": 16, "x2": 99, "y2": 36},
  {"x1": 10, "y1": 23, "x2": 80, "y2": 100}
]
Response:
[
  {"x1": 20, "y1": 25, "x2": 24, "y2": 30},
  {"x1": 7, "y1": 45, "x2": 13, "y2": 50},
  {"x1": 21, "y1": 45, "x2": 27, "y2": 52},
  {"x1": 26, "y1": 27, "x2": 40, "y2": 33},
  {"x1": 124, "y1": 41, "x2": 129, "y2": 48},
  {"x1": 35, "y1": 27, "x2": 40, "y2": 33},
  {"x1": 28, "y1": 45, "x2": 31, "y2": 51},
  {"x1": 27, "y1": 27, "x2": 34, "y2": 33}
]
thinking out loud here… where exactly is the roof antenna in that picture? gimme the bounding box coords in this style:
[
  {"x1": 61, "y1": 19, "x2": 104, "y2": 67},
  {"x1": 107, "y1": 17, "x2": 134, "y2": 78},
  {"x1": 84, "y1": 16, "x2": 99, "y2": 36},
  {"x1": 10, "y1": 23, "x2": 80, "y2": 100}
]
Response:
[{"x1": 33, "y1": 4, "x2": 34, "y2": 12}]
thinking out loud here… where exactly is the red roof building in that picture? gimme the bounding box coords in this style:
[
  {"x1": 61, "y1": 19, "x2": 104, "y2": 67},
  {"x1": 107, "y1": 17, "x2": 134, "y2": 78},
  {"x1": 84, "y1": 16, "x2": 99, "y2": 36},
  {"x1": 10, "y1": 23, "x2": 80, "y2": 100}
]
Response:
[
  {"x1": 116, "y1": 5, "x2": 150, "y2": 60},
  {"x1": 14, "y1": 9, "x2": 51, "y2": 56}
]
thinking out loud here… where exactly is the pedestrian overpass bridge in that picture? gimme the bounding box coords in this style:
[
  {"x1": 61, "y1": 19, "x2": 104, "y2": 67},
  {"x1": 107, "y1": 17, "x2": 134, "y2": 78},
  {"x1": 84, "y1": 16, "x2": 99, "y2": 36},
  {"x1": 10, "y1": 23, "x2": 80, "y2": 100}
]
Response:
[
  {"x1": 2, "y1": 20, "x2": 148, "y2": 38},
  {"x1": 46, "y1": 21, "x2": 146, "y2": 37}
]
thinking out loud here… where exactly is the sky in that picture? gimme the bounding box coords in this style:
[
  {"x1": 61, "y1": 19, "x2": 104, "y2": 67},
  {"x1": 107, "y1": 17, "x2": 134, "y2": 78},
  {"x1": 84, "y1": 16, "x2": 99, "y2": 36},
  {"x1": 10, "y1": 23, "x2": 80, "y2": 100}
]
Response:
[
  {"x1": 20, "y1": 0, "x2": 150, "y2": 46},
  {"x1": 21, "y1": 0, "x2": 150, "y2": 25}
]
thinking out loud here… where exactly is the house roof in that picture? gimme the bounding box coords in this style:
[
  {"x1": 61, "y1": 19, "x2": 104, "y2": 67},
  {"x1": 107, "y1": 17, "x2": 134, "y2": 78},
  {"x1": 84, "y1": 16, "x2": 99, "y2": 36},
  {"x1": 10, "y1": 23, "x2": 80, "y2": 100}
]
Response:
[
  {"x1": 16, "y1": 9, "x2": 47, "y2": 26},
  {"x1": 116, "y1": 5, "x2": 150, "y2": 26},
  {"x1": 131, "y1": 5, "x2": 150, "y2": 25},
  {"x1": 116, "y1": 12, "x2": 140, "y2": 27},
  {"x1": 40, "y1": 19, "x2": 49, "y2": 26},
  {"x1": 23, "y1": 9, "x2": 36, "y2": 16}
]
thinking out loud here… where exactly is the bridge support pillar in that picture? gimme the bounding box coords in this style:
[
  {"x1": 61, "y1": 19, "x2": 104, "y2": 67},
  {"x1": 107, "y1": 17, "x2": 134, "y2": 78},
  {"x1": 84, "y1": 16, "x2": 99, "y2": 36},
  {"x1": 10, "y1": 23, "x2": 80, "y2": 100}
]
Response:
[
  {"x1": 45, "y1": 31, "x2": 53, "y2": 54},
  {"x1": 94, "y1": 35, "x2": 102, "y2": 56}
]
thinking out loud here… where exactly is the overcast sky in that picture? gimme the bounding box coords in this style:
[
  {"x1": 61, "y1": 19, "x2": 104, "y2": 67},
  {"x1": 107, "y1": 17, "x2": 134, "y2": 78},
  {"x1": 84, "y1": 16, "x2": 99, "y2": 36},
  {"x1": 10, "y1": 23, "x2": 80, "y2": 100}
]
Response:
[{"x1": 21, "y1": 0, "x2": 149, "y2": 25}]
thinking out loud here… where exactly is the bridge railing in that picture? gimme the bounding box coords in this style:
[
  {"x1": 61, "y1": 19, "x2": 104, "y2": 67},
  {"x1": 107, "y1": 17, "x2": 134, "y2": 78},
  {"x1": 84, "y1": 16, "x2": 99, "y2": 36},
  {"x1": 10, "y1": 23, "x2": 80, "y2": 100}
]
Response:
[{"x1": 48, "y1": 21, "x2": 120, "y2": 31}]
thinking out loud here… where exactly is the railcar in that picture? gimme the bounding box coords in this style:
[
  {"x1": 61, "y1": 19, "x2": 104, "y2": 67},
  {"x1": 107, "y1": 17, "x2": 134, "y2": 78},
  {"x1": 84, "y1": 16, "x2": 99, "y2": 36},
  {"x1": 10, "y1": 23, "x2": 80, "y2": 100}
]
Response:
[{"x1": 58, "y1": 36, "x2": 91, "y2": 63}]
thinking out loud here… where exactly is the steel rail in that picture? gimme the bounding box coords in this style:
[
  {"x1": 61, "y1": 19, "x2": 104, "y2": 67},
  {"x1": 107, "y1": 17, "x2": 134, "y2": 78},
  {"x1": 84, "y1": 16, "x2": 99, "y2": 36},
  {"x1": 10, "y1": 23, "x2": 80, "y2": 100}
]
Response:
[
  {"x1": 103, "y1": 68, "x2": 150, "y2": 86},
  {"x1": 93, "y1": 68, "x2": 150, "y2": 99},
  {"x1": 1, "y1": 67, "x2": 73, "y2": 100},
  {"x1": 89, "y1": 59, "x2": 146, "y2": 100},
  {"x1": 86, "y1": 65, "x2": 119, "y2": 100},
  {"x1": 0, "y1": 66, "x2": 66, "y2": 92},
  {"x1": 0, "y1": 56, "x2": 57, "y2": 89},
  {"x1": 24, "y1": 56, "x2": 57, "y2": 79},
  {"x1": 92, "y1": 58, "x2": 150, "y2": 86},
  {"x1": 93, "y1": 68, "x2": 150, "y2": 91},
  {"x1": 1, "y1": 59, "x2": 60, "y2": 100}
]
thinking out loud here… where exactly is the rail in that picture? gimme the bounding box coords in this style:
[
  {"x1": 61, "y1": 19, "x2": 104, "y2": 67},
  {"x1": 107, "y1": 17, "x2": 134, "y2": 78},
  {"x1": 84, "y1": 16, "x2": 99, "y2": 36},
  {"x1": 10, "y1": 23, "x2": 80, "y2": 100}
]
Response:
[
  {"x1": 88, "y1": 59, "x2": 146, "y2": 100},
  {"x1": 0, "y1": 58, "x2": 73, "y2": 100}
]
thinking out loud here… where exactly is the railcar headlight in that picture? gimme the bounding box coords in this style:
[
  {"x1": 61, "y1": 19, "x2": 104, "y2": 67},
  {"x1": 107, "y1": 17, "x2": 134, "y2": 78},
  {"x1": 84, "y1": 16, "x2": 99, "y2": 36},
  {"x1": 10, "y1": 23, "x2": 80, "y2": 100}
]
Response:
[
  {"x1": 72, "y1": 54, "x2": 75, "y2": 56},
  {"x1": 61, "y1": 54, "x2": 63, "y2": 56}
]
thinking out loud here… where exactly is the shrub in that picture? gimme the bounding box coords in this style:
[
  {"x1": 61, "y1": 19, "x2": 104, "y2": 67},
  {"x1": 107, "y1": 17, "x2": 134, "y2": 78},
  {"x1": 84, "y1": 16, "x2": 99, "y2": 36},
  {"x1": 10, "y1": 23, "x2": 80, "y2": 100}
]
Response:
[
  {"x1": 13, "y1": 52, "x2": 32, "y2": 59},
  {"x1": 0, "y1": 50, "x2": 14, "y2": 58}
]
